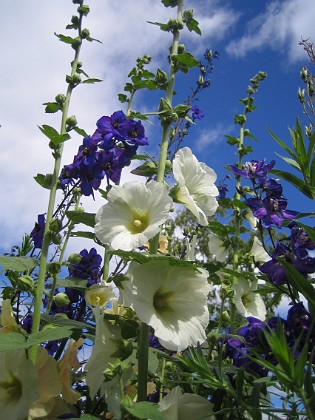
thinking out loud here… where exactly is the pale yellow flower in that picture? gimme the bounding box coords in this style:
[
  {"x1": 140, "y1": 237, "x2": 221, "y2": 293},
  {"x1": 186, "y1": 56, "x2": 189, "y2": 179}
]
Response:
[
  {"x1": 0, "y1": 299, "x2": 20, "y2": 333},
  {"x1": 232, "y1": 278, "x2": 266, "y2": 320},
  {"x1": 159, "y1": 386, "x2": 214, "y2": 420},
  {"x1": 57, "y1": 338, "x2": 84, "y2": 404},
  {"x1": 29, "y1": 347, "x2": 62, "y2": 419},
  {"x1": 85, "y1": 284, "x2": 113, "y2": 307}
]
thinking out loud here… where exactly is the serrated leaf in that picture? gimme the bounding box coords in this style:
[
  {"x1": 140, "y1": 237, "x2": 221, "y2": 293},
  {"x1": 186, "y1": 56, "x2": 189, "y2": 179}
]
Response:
[
  {"x1": 185, "y1": 18, "x2": 201, "y2": 35},
  {"x1": 133, "y1": 80, "x2": 158, "y2": 90},
  {"x1": 225, "y1": 135, "x2": 240, "y2": 145},
  {"x1": 0, "y1": 333, "x2": 28, "y2": 350},
  {"x1": 118, "y1": 93, "x2": 128, "y2": 103},
  {"x1": 82, "y1": 78, "x2": 102, "y2": 84},
  {"x1": 124, "y1": 402, "x2": 165, "y2": 420},
  {"x1": 0, "y1": 256, "x2": 38, "y2": 272},
  {"x1": 27, "y1": 326, "x2": 74, "y2": 346},
  {"x1": 174, "y1": 52, "x2": 200, "y2": 69},
  {"x1": 66, "y1": 210, "x2": 95, "y2": 228}
]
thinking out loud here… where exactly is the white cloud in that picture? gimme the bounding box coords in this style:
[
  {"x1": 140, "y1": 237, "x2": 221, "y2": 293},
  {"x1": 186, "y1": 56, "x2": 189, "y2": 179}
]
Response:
[
  {"x1": 226, "y1": 0, "x2": 315, "y2": 62},
  {"x1": 194, "y1": 123, "x2": 234, "y2": 152},
  {"x1": 0, "y1": 0, "x2": 240, "y2": 251}
]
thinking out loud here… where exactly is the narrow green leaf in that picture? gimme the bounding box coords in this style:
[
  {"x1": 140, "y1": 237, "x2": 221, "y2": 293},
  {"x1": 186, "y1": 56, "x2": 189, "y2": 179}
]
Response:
[
  {"x1": 82, "y1": 78, "x2": 102, "y2": 84},
  {"x1": 73, "y1": 126, "x2": 88, "y2": 137},
  {"x1": 70, "y1": 231, "x2": 95, "y2": 240},
  {"x1": 268, "y1": 127, "x2": 296, "y2": 159},
  {"x1": 41, "y1": 314, "x2": 94, "y2": 331},
  {"x1": 270, "y1": 169, "x2": 314, "y2": 199},
  {"x1": 275, "y1": 153, "x2": 301, "y2": 171}
]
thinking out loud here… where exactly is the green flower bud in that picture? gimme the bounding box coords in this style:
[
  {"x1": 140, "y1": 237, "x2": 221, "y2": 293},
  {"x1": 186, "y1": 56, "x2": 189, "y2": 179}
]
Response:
[
  {"x1": 81, "y1": 28, "x2": 90, "y2": 39},
  {"x1": 50, "y1": 232, "x2": 62, "y2": 245},
  {"x1": 55, "y1": 94, "x2": 66, "y2": 105},
  {"x1": 68, "y1": 253, "x2": 82, "y2": 264},
  {"x1": 300, "y1": 68, "x2": 308, "y2": 82},
  {"x1": 66, "y1": 115, "x2": 77, "y2": 128},
  {"x1": 165, "y1": 159, "x2": 172, "y2": 173},
  {"x1": 17, "y1": 275, "x2": 34, "y2": 292},
  {"x1": 77, "y1": 5, "x2": 90, "y2": 15},
  {"x1": 72, "y1": 73, "x2": 81, "y2": 84},
  {"x1": 54, "y1": 292, "x2": 70, "y2": 307},
  {"x1": 46, "y1": 262, "x2": 61, "y2": 276},
  {"x1": 221, "y1": 310, "x2": 230, "y2": 323},
  {"x1": 298, "y1": 87, "x2": 305, "y2": 102},
  {"x1": 49, "y1": 218, "x2": 62, "y2": 233},
  {"x1": 112, "y1": 339, "x2": 133, "y2": 361}
]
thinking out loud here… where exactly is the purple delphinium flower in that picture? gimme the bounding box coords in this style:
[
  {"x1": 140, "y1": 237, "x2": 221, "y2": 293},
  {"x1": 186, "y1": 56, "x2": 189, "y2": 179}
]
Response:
[
  {"x1": 218, "y1": 184, "x2": 228, "y2": 199},
  {"x1": 287, "y1": 302, "x2": 315, "y2": 350},
  {"x1": 245, "y1": 195, "x2": 298, "y2": 228},
  {"x1": 30, "y1": 214, "x2": 46, "y2": 249},
  {"x1": 191, "y1": 106, "x2": 204, "y2": 121},
  {"x1": 229, "y1": 159, "x2": 276, "y2": 182},
  {"x1": 259, "y1": 243, "x2": 293, "y2": 286},
  {"x1": 68, "y1": 248, "x2": 102, "y2": 286}
]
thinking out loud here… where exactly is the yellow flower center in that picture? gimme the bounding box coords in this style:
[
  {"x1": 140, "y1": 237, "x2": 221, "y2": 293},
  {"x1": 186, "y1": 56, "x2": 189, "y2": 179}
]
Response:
[
  {"x1": 241, "y1": 293, "x2": 251, "y2": 308},
  {"x1": 153, "y1": 288, "x2": 175, "y2": 313},
  {"x1": 0, "y1": 373, "x2": 22, "y2": 402},
  {"x1": 127, "y1": 213, "x2": 149, "y2": 234}
]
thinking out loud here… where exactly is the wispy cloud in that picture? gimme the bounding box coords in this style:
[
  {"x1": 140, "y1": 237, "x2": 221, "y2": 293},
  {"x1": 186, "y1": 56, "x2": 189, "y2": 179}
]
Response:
[
  {"x1": 194, "y1": 123, "x2": 234, "y2": 153},
  {"x1": 226, "y1": 0, "x2": 315, "y2": 62}
]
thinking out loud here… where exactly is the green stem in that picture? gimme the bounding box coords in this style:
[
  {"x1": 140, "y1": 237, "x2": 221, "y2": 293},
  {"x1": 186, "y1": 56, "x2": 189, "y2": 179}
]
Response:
[
  {"x1": 103, "y1": 244, "x2": 110, "y2": 282},
  {"x1": 29, "y1": 11, "x2": 85, "y2": 363},
  {"x1": 137, "y1": 0, "x2": 184, "y2": 402}
]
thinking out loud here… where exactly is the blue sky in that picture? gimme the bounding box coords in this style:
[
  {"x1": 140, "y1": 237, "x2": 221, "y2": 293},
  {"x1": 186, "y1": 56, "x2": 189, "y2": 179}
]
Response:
[{"x1": 0, "y1": 0, "x2": 315, "y2": 252}]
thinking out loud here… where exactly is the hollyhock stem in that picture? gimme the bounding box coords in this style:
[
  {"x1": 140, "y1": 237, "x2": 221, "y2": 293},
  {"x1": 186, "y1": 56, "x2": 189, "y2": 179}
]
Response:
[
  {"x1": 137, "y1": 0, "x2": 184, "y2": 402},
  {"x1": 30, "y1": 10, "x2": 85, "y2": 363}
]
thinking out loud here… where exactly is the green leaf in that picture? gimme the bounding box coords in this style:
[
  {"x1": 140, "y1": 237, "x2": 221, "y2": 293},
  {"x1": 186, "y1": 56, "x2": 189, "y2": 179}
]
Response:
[
  {"x1": 27, "y1": 326, "x2": 74, "y2": 346},
  {"x1": 0, "y1": 333, "x2": 28, "y2": 350},
  {"x1": 225, "y1": 135, "x2": 240, "y2": 145},
  {"x1": 43, "y1": 102, "x2": 61, "y2": 113},
  {"x1": 66, "y1": 210, "x2": 95, "y2": 228},
  {"x1": 34, "y1": 173, "x2": 53, "y2": 189},
  {"x1": 70, "y1": 231, "x2": 95, "y2": 240},
  {"x1": 130, "y1": 162, "x2": 157, "y2": 177},
  {"x1": 268, "y1": 127, "x2": 296, "y2": 159},
  {"x1": 0, "y1": 256, "x2": 38, "y2": 272},
  {"x1": 54, "y1": 33, "x2": 76, "y2": 44},
  {"x1": 275, "y1": 153, "x2": 301, "y2": 171},
  {"x1": 133, "y1": 80, "x2": 158, "y2": 90},
  {"x1": 185, "y1": 18, "x2": 201, "y2": 35},
  {"x1": 118, "y1": 93, "x2": 128, "y2": 103},
  {"x1": 161, "y1": 0, "x2": 178, "y2": 7},
  {"x1": 281, "y1": 260, "x2": 315, "y2": 316},
  {"x1": 124, "y1": 402, "x2": 165, "y2": 420},
  {"x1": 270, "y1": 169, "x2": 314, "y2": 199},
  {"x1": 56, "y1": 277, "x2": 87, "y2": 290},
  {"x1": 38, "y1": 124, "x2": 70, "y2": 146},
  {"x1": 174, "y1": 52, "x2": 200, "y2": 69},
  {"x1": 41, "y1": 314, "x2": 94, "y2": 331},
  {"x1": 73, "y1": 126, "x2": 88, "y2": 137},
  {"x1": 82, "y1": 78, "x2": 102, "y2": 84}
]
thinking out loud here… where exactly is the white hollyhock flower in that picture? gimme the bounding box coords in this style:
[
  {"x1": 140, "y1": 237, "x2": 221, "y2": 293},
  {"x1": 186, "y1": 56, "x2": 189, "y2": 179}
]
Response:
[
  {"x1": 173, "y1": 147, "x2": 219, "y2": 226},
  {"x1": 249, "y1": 237, "x2": 270, "y2": 263},
  {"x1": 95, "y1": 181, "x2": 173, "y2": 251},
  {"x1": 0, "y1": 349, "x2": 39, "y2": 420},
  {"x1": 121, "y1": 260, "x2": 212, "y2": 351},
  {"x1": 158, "y1": 386, "x2": 214, "y2": 420},
  {"x1": 85, "y1": 307, "x2": 129, "y2": 397},
  {"x1": 232, "y1": 278, "x2": 266, "y2": 320},
  {"x1": 208, "y1": 234, "x2": 227, "y2": 262}
]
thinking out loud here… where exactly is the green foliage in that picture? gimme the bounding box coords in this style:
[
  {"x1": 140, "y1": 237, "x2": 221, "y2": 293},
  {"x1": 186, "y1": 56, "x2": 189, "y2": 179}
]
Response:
[{"x1": 0, "y1": 255, "x2": 38, "y2": 272}]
